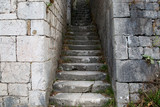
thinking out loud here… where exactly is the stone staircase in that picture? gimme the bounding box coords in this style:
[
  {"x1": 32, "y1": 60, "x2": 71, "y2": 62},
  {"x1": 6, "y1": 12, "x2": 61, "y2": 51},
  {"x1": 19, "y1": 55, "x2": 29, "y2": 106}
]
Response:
[{"x1": 49, "y1": 0, "x2": 111, "y2": 106}]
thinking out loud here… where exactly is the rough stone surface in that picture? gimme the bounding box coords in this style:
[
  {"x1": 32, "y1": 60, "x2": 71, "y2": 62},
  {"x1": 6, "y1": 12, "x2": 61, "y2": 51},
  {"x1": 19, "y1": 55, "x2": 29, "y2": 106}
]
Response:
[
  {"x1": 29, "y1": 91, "x2": 47, "y2": 106},
  {"x1": 0, "y1": 37, "x2": 16, "y2": 61},
  {"x1": 50, "y1": 93, "x2": 110, "y2": 106},
  {"x1": 144, "y1": 47, "x2": 160, "y2": 59},
  {"x1": 31, "y1": 60, "x2": 53, "y2": 90},
  {"x1": 0, "y1": 83, "x2": 8, "y2": 96},
  {"x1": 114, "y1": 36, "x2": 128, "y2": 59},
  {"x1": 116, "y1": 82, "x2": 129, "y2": 103},
  {"x1": 1, "y1": 62, "x2": 30, "y2": 83},
  {"x1": 31, "y1": 20, "x2": 50, "y2": 36},
  {"x1": 3, "y1": 97, "x2": 19, "y2": 107},
  {"x1": 128, "y1": 36, "x2": 139, "y2": 47},
  {"x1": 0, "y1": 20, "x2": 27, "y2": 35},
  {"x1": 129, "y1": 47, "x2": 143, "y2": 59},
  {"x1": 139, "y1": 36, "x2": 152, "y2": 46},
  {"x1": 8, "y1": 84, "x2": 28, "y2": 96},
  {"x1": 116, "y1": 60, "x2": 155, "y2": 82},
  {"x1": 0, "y1": 0, "x2": 11, "y2": 13},
  {"x1": 17, "y1": 36, "x2": 50, "y2": 61},
  {"x1": 113, "y1": 3, "x2": 130, "y2": 17},
  {"x1": 18, "y1": 2, "x2": 46, "y2": 19},
  {"x1": 129, "y1": 83, "x2": 147, "y2": 93},
  {"x1": 57, "y1": 71, "x2": 106, "y2": 81}
]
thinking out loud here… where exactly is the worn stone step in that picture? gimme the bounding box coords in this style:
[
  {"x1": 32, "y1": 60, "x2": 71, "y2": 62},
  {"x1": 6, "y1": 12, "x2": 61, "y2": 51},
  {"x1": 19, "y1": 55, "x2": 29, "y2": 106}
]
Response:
[
  {"x1": 61, "y1": 56, "x2": 102, "y2": 63},
  {"x1": 62, "y1": 50, "x2": 102, "y2": 56},
  {"x1": 50, "y1": 93, "x2": 110, "y2": 106},
  {"x1": 57, "y1": 71, "x2": 106, "y2": 81},
  {"x1": 53, "y1": 81, "x2": 110, "y2": 93},
  {"x1": 68, "y1": 25, "x2": 96, "y2": 30},
  {"x1": 72, "y1": 23, "x2": 91, "y2": 26},
  {"x1": 63, "y1": 45, "x2": 101, "y2": 50},
  {"x1": 68, "y1": 28, "x2": 95, "y2": 32},
  {"x1": 67, "y1": 32, "x2": 97, "y2": 36},
  {"x1": 65, "y1": 36, "x2": 99, "y2": 40},
  {"x1": 60, "y1": 63, "x2": 104, "y2": 71},
  {"x1": 64, "y1": 40, "x2": 100, "y2": 45}
]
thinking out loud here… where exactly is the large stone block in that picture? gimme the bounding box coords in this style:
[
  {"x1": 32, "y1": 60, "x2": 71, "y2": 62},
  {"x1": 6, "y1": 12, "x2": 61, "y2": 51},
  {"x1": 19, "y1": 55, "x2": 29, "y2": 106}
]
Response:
[
  {"x1": 18, "y1": 2, "x2": 46, "y2": 19},
  {"x1": 113, "y1": 18, "x2": 153, "y2": 36},
  {"x1": 17, "y1": 36, "x2": 51, "y2": 61},
  {"x1": 129, "y1": 83, "x2": 147, "y2": 93},
  {"x1": 143, "y1": 11, "x2": 157, "y2": 19},
  {"x1": 139, "y1": 36, "x2": 152, "y2": 46},
  {"x1": 31, "y1": 20, "x2": 50, "y2": 36},
  {"x1": 144, "y1": 47, "x2": 160, "y2": 59},
  {"x1": 0, "y1": 20, "x2": 27, "y2": 35},
  {"x1": 19, "y1": 97, "x2": 29, "y2": 105},
  {"x1": 3, "y1": 96, "x2": 19, "y2": 107},
  {"x1": 112, "y1": 3, "x2": 130, "y2": 17},
  {"x1": 31, "y1": 60, "x2": 54, "y2": 90},
  {"x1": 0, "y1": 13, "x2": 17, "y2": 19},
  {"x1": 0, "y1": 37, "x2": 16, "y2": 61},
  {"x1": 135, "y1": 18, "x2": 153, "y2": 35},
  {"x1": 116, "y1": 60, "x2": 155, "y2": 82},
  {"x1": 145, "y1": 3, "x2": 159, "y2": 10},
  {"x1": 128, "y1": 36, "x2": 139, "y2": 47},
  {"x1": 129, "y1": 47, "x2": 143, "y2": 59},
  {"x1": 0, "y1": 0, "x2": 10, "y2": 13},
  {"x1": 8, "y1": 84, "x2": 28, "y2": 96},
  {"x1": 0, "y1": 83, "x2": 8, "y2": 96},
  {"x1": 29, "y1": 91, "x2": 47, "y2": 106},
  {"x1": 113, "y1": 18, "x2": 134, "y2": 35},
  {"x1": 114, "y1": 36, "x2": 128, "y2": 59},
  {"x1": 1, "y1": 62, "x2": 30, "y2": 83},
  {"x1": 116, "y1": 82, "x2": 129, "y2": 103}
]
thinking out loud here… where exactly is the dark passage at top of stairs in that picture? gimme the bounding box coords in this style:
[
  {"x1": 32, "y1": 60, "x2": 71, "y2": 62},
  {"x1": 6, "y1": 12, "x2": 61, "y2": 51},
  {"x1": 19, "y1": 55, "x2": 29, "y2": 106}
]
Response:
[{"x1": 50, "y1": 0, "x2": 111, "y2": 106}]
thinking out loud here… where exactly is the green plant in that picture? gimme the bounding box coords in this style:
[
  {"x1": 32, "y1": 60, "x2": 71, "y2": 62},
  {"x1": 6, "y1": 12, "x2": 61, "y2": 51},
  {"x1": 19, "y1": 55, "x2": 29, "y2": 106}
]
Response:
[
  {"x1": 63, "y1": 58, "x2": 72, "y2": 63},
  {"x1": 105, "y1": 74, "x2": 111, "y2": 83},
  {"x1": 153, "y1": 35, "x2": 160, "y2": 48},
  {"x1": 142, "y1": 55, "x2": 154, "y2": 64},
  {"x1": 100, "y1": 65, "x2": 108, "y2": 72},
  {"x1": 127, "y1": 101, "x2": 136, "y2": 107},
  {"x1": 102, "y1": 99, "x2": 116, "y2": 107}
]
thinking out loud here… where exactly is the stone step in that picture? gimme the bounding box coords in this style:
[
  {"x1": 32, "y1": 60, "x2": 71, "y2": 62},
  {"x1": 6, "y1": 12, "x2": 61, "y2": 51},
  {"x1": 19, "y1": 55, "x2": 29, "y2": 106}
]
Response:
[
  {"x1": 72, "y1": 20, "x2": 91, "y2": 22},
  {"x1": 61, "y1": 56, "x2": 102, "y2": 63},
  {"x1": 68, "y1": 25, "x2": 96, "y2": 29},
  {"x1": 62, "y1": 50, "x2": 102, "y2": 56},
  {"x1": 53, "y1": 81, "x2": 110, "y2": 93},
  {"x1": 57, "y1": 71, "x2": 107, "y2": 81},
  {"x1": 64, "y1": 40, "x2": 100, "y2": 45},
  {"x1": 63, "y1": 45, "x2": 101, "y2": 50},
  {"x1": 67, "y1": 32, "x2": 97, "y2": 36},
  {"x1": 67, "y1": 27, "x2": 95, "y2": 32},
  {"x1": 59, "y1": 63, "x2": 104, "y2": 71},
  {"x1": 65, "y1": 36, "x2": 99, "y2": 40},
  {"x1": 72, "y1": 23, "x2": 91, "y2": 26},
  {"x1": 50, "y1": 93, "x2": 110, "y2": 106}
]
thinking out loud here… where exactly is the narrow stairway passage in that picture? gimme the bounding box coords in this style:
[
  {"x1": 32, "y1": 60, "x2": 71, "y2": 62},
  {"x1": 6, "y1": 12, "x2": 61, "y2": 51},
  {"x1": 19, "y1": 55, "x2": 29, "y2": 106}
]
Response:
[{"x1": 50, "y1": 0, "x2": 111, "y2": 106}]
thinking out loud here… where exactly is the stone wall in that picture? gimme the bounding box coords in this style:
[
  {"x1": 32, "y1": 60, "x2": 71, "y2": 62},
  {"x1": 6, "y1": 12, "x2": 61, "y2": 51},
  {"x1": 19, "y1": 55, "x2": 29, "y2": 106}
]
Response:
[
  {"x1": 0, "y1": 0, "x2": 67, "y2": 106},
  {"x1": 90, "y1": 0, "x2": 160, "y2": 106}
]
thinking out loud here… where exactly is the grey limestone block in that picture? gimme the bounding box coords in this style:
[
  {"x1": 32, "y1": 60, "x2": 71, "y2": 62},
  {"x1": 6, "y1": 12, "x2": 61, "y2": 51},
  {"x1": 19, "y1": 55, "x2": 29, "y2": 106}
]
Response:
[{"x1": 116, "y1": 60, "x2": 157, "y2": 82}]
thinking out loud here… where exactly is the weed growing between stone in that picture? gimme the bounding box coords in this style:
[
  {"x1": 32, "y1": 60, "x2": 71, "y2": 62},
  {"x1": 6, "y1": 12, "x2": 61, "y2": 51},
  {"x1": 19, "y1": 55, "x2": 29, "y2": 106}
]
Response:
[{"x1": 100, "y1": 65, "x2": 108, "y2": 72}]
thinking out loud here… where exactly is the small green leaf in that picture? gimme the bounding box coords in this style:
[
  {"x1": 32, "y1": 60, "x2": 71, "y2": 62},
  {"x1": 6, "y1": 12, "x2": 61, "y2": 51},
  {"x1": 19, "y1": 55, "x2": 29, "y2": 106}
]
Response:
[
  {"x1": 151, "y1": 59, "x2": 155, "y2": 64},
  {"x1": 143, "y1": 55, "x2": 149, "y2": 58}
]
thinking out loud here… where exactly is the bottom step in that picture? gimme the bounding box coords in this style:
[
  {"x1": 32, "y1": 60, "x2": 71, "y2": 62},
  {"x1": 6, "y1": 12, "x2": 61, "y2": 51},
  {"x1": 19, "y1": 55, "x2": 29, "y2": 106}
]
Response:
[{"x1": 50, "y1": 93, "x2": 110, "y2": 107}]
